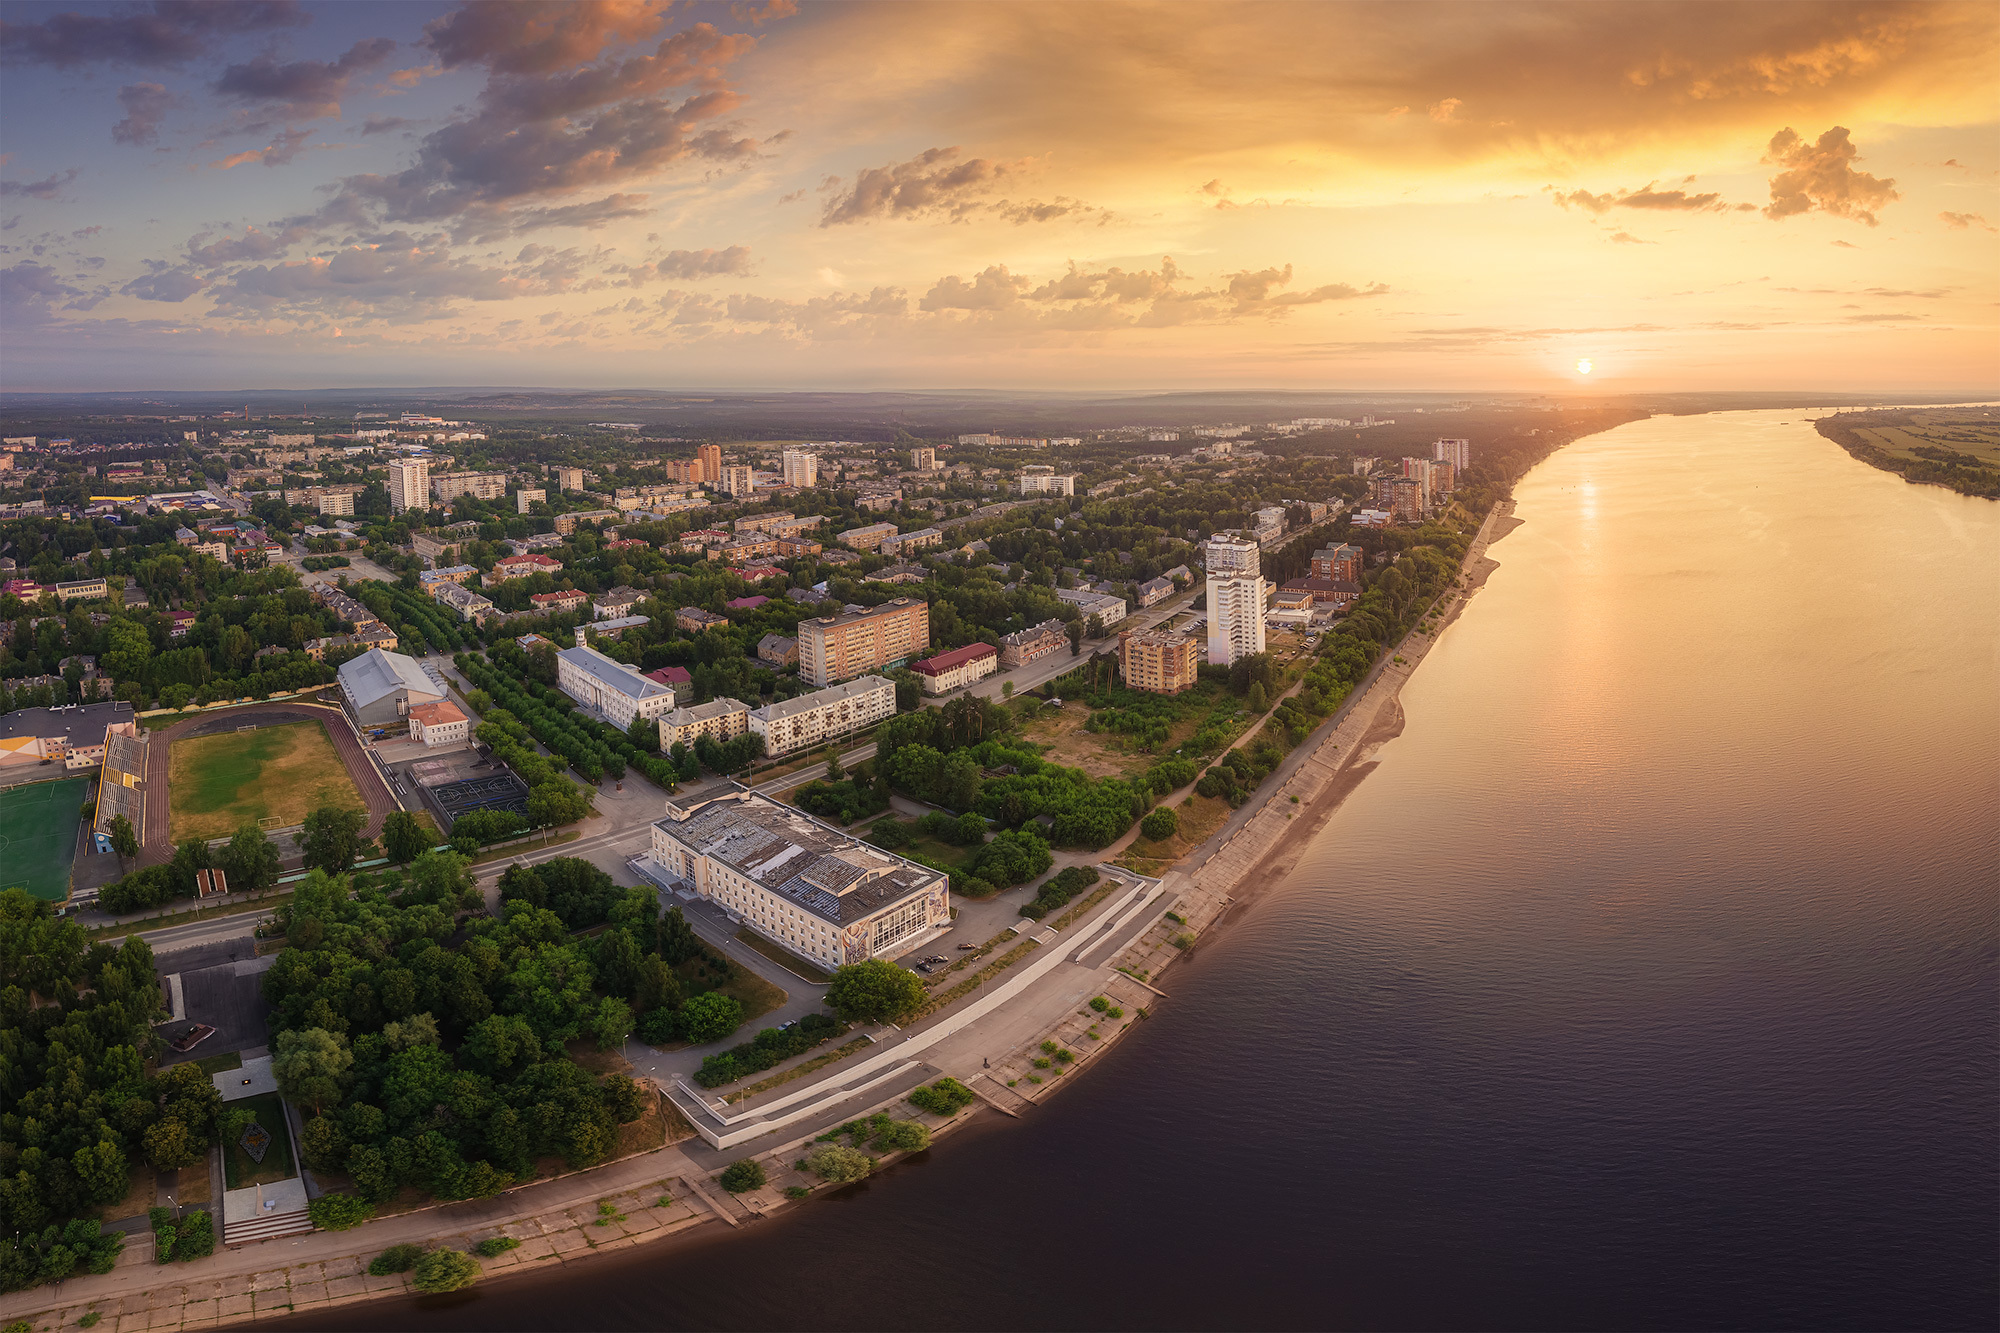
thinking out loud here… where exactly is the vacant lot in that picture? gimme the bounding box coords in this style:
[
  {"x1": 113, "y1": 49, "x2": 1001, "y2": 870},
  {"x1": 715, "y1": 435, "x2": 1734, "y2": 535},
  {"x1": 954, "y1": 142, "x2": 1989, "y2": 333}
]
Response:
[
  {"x1": 0, "y1": 776, "x2": 89, "y2": 900},
  {"x1": 168, "y1": 720, "x2": 365, "y2": 841}
]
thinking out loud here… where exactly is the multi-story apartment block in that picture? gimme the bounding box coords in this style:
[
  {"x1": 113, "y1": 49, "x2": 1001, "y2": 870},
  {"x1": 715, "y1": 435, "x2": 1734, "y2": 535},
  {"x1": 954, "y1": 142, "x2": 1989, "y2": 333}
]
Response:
[
  {"x1": 1253, "y1": 505, "x2": 1288, "y2": 544},
  {"x1": 490, "y1": 552, "x2": 562, "y2": 580},
  {"x1": 998, "y1": 618, "x2": 1067, "y2": 669},
  {"x1": 909, "y1": 447, "x2": 937, "y2": 470},
  {"x1": 720, "y1": 536, "x2": 778, "y2": 563},
  {"x1": 1391, "y1": 477, "x2": 1424, "y2": 523},
  {"x1": 911, "y1": 643, "x2": 998, "y2": 695},
  {"x1": 410, "y1": 532, "x2": 461, "y2": 567},
  {"x1": 646, "y1": 790, "x2": 949, "y2": 969},
  {"x1": 698, "y1": 443, "x2": 722, "y2": 482},
  {"x1": 430, "y1": 471, "x2": 507, "y2": 504},
  {"x1": 594, "y1": 585, "x2": 643, "y2": 619},
  {"x1": 430, "y1": 582, "x2": 495, "y2": 623},
  {"x1": 1352, "y1": 455, "x2": 1378, "y2": 475},
  {"x1": 1055, "y1": 586, "x2": 1127, "y2": 628},
  {"x1": 733, "y1": 511, "x2": 795, "y2": 535},
  {"x1": 797, "y1": 598, "x2": 930, "y2": 687},
  {"x1": 855, "y1": 487, "x2": 902, "y2": 512},
  {"x1": 1017, "y1": 466, "x2": 1077, "y2": 497},
  {"x1": 777, "y1": 536, "x2": 823, "y2": 558},
  {"x1": 1204, "y1": 534, "x2": 1266, "y2": 666},
  {"x1": 1434, "y1": 437, "x2": 1471, "y2": 469},
  {"x1": 531, "y1": 589, "x2": 588, "y2": 615},
  {"x1": 657, "y1": 697, "x2": 750, "y2": 752},
  {"x1": 387, "y1": 458, "x2": 430, "y2": 514},
  {"x1": 719, "y1": 464, "x2": 756, "y2": 497},
  {"x1": 886, "y1": 526, "x2": 942, "y2": 555},
  {"x1": 1311, "y1": 543, "x2": 1364, "y2": 583},
  {"x1": 556, "y1": 634, "x2": 675, "y2": 729},
  {"x1": 553, "y1": 466, "x2": 586, "y2": 492},
  {"x1": 838, "y1": 522, "x2": 900, "y2": 552},
  {"x1": 317, "y1": 491, "x2": 355, "y2": 517},
  {"x1": 417, "y1": 564, "x2": 478, "y2": 590},
  {"x1": 748, "y1": 675, "x2": 896, "y2": 757},
  {"x1": 552, "y1": 508, "x2": 619, "y2": 535},
  {"x1": 1135, "y1": 576, "x2": 1175, "y2": 607},
  {"x1": 781, "y1": 450, "x2": 818, "y2": 488},
  {"x1": 516, "y1": 487, "x2": 546, "y2": 513},
  {"x1": 677, "y1": 606, "x2": 731, "y2": 632},
  {"x1": 1119, "y1": 628, "x2": 1200, "y2": 695}
]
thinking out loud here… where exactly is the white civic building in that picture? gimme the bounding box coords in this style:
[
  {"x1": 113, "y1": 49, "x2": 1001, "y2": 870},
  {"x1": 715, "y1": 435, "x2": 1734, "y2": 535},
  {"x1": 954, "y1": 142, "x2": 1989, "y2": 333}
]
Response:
[
  {"x1": 648, "y1": 791, "x2": 950, "y2": 968},
  {"x1": 555, "y1": 630, "x2": 675, "y2": 729}
]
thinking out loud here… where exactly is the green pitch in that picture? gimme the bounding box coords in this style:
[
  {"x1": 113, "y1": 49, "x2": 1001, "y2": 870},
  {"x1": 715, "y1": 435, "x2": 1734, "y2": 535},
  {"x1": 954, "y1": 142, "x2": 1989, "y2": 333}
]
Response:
[{"x1": 0, "y1": 776, "x2": 90, "y2": 901}]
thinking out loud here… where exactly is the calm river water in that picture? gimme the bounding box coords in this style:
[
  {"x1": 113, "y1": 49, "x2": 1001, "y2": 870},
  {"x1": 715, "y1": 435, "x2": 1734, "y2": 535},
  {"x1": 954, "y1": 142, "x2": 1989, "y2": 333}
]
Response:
[{"x1": 279, "y1": 410, "x2": 1999, "y2": 1331}]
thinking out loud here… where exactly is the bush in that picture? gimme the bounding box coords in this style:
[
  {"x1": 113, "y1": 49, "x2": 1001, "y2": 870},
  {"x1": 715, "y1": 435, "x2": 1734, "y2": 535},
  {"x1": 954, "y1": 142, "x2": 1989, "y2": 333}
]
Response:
[
  {"x1": 906, "y1": 1077, "x2": 977, "y2": 1116},
  {"x1": 368, "y1": 1244, "x2": 424, "y2": 1276},
  {"x1": 784, "y1": 1186, "x2": 811, "y2": 1199},
  {"x1": 173, "y1": 1211, "x2": 214, "y2": 1262},
  {"x1": 636, "y1": 1006, "x2": 682, "y2": 1045},
  {"x1": 1024, "y1": 864, "x2": 1100, "y2": 919},
  {"x1": 411, "y1": 1248, "x2": 481, "y2": 1294},
  {"x1": 692, "y1": 1012, "x2": 844, "y2": 1088},
  {"x1": 803, "y1": 1144, "x2": 872, "y2": 1183},
  {"x1": 307, "y1": 1194, "x2": 375, "y2": 1231},
  {"x1": 473, "y1": 1236, "x2": 521, "y2": 1258},
  {"x1": 870, "y1": 1119, "x2": 931, "y2": 1153},
  {"x1": 865, "y1": 819, "x2": 913, "y2": 850},
  {"x1": 679, "y1": 991, "x2": 745, "y2": 1044},
  {"x1": 719, "y1": 1159, "x2": 766, "y2": 1193},
  {"x1": 826, "y1": 958, "x2": 925, "y2": 1025},
  {"x1": 1140, "y1": 807, "x2": 1178, "y2": 841},
  {"x1": 1088, "y1": 995, "x2": 1111, "y2": 1013}
]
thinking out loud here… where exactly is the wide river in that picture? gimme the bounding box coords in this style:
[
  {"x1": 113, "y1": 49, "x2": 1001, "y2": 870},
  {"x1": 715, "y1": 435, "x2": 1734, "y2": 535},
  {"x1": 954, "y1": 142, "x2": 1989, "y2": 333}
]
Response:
[{"x1": 289, "y1": 410, "x2": 1999, "y2": 1331}]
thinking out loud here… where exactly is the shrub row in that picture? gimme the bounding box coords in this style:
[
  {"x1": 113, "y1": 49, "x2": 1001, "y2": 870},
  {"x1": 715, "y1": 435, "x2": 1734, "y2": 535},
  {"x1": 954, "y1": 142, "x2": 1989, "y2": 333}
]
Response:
[
  {"x1": 692, "y1": 1012, "x2": 844, "y2": 1088},
  {"x1": 1023, "y1": 865, "x2": 1100, "y2": 920}
]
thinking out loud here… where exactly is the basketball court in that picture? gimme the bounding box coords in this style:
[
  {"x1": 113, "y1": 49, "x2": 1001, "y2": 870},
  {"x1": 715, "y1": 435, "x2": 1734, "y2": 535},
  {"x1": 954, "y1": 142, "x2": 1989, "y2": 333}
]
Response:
[{"x1": 0, "y1": 776, "x2": 91, "y2": 901}]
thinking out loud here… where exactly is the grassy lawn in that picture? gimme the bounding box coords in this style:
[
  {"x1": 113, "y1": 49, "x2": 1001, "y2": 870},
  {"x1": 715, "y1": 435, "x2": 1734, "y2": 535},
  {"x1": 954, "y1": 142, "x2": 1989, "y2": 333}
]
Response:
[
  {"x1": 724, "y1": 1035, "x2": 872, "y2": 1104},
  {"x1": 0, "y1": 776, "x2": 89, "y2": 902},
  {"x1": 1116, "y1": 792, "x2": 1234, "y2": 873},
  {"x1": 194, "y1": 1051, "x2": 242, "y2": 1075},
  {"x1": 221, "y1": 1093, "x2": 296, "y2": 1190},
  {"x1": 169, "y1": 720, "x2": 365, "y2": 841},
  {"x1": 675, "y1": 953, "x2": 788, "y2": 1027},
  {"x1": 733, "y1": 926, "x2": 833, "y2": 983},
  {"x1": 93, "y1": 1163, "x2": 155, "y2": 1225}
]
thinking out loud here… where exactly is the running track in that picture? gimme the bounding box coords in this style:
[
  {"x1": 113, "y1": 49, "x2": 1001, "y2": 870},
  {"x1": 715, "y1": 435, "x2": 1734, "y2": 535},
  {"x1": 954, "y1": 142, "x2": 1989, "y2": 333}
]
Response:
[{"x1": 137, "y1": 701, "x2": 400, "y2": 865}]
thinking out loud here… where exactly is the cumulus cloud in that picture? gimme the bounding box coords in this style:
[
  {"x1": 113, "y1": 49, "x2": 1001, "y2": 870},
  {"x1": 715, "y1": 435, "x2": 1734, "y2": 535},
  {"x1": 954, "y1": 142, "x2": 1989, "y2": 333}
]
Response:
[
  {"x1": 0, "y1": 168, "x2": 79, "y2": 199},
  {"x1": 207, "y1": 241, "x2": 571, "y2": 319},
  {"x1": 619, "y1": 245, "x2": 752, "y2": 284},
  {"x1": 820, "y1": 147, "x2": 1030, "y2": 225},
  {"x1": 111, "y1": 83, "x2": 176, "y2": 145},
  {"x1": 422, "y1": 0, "x2": 670, "y2": 76},
  {"x1": 1427, "y1": 97, "x2": 1462, "y2": 123},
  {"x1": 214, "y1": 38, "x2": 397, "y2": 121},
  {"x1": 1225, "y1": 264, "x2": 1389, "y2": 312},
  {"x1": 1553, "y1": 182, "x2": 1726, "y2": 214},
  {"x1": 1938, "y1": 210, "x2": 1993, "y2": 231},
  {"x1": 0, "y1": 1, "x2": 305, "y2": 69},
  {"x1": 1762, "y1": 126, "x2": 1897, "y2": 225},
  {"x1": 731, "y1": 0, "x2": 798, "y2": 26},
  {"x1": 359, "y1": 115, "x2": 415, "y2": 136},
  {"x1": 186, "y1": 224, "x2": 308, "y2": 263},
  {"x1": 121, "y1": 269, "x2": 207, "y2": 302},
  {"x1": 920, "y1": 264, "x2": 1029, "y2": 311}
]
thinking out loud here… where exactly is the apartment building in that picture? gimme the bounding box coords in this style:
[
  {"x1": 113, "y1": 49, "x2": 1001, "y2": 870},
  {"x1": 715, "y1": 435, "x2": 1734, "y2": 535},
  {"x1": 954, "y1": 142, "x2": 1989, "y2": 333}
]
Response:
[
  {"x1": 1017, "y1": 466, "x2": 1077, "y2": 497},
  {"x1": 431, "y1": 582, "x2": 495, "y2": 623},
  {"x1": 552, "y1": 508, "x2": 620, "y2": 535},
  {"x1": 657, "y1": 697, "x2": 750, "y2": 751},
  {"x1": 677, "y1": 607, "x2": 730, "y2": 632},
  {"x1": 1434, "y1": 438, "x2": 1471, "y2": 469},
  {"x1": 1135, "y1": 576, "x2": 1175, "y2": 607},
  {"x1": 797, "y1": 597, "x2": 930, "y2": 687},
  {"x1": 1119, "y1": 628, "x2": 1199, "y2": 695},
  {"x1": 748, "y1": 675, "x2": 896, "y2": 757},
  {"x1": 553, "y1": 466, "x2": 586, "y2": 492},
  {"x1": 838, "y1": 521, "x2": 901, "y2": 553},
  {"x1": 491, "y1": 552, "x2": 563, "y2": 580},
  {"x1": 1055, "y1": 586, "x2": 1127, "y2": 628},
  {"x1": 516, "y1": 487, "x2": 545, "y2": 513},
  {"x1": 410, "y1": 532, "x2": 460, "y2": 567},
  {"x1": 417, "y1": 564, "x2": 478, "y2": 590},
  {"x1": 733, "y1": 511, "x2": 795, "y2": 535},
  {"x1": 911, "y1": 642, "x2": 998, "y2": 695},
  {"x1": 430, "y1": 471, "x2": 507, "y2": 504},
  {"x1": 594, "y1": 586, "x2": 643, "y2": 619},
  {"x1": 781, "y1": 450, "x2": 818, "y2": 488},
  {"x1": 530, "y1": 589, "x2": 588, "y2": 615},
  {"x1": 720, "y1": 464, "x2": 756, "y2": 497},
  {"x1": 909, "y1": 447, "x2": 936, "y2": 470},
  {"x1": 1311, "y1": 543, "x2": 1364, "y2": 583},
  {"x1": 556, "y1": 636, "x2": 676, "y2": 729},
  {"x1": 699, "y1": 443, "x2": 722, "y2": 482},
  {"x1": 998, "y1": 618, "x2": 1067, "y2": 669},
  {"x1": 387, "y1": 458, "x2": 430, "y2": 514},
  {"x1": 1204, "y1": 534, "x2": 1266, "y2": 666},
  {"x1": 885, "y1": 526, "x2": 942, "y2": 555},
  {"x1": 777, "y1": 536, "x2": 823, "y2": 558},
  {"x1": 647, "y1": 791, "x2": 949, "y2": 969},
  {"x1": 317, "y1": 491, "x2": 355, "y2": 517}
]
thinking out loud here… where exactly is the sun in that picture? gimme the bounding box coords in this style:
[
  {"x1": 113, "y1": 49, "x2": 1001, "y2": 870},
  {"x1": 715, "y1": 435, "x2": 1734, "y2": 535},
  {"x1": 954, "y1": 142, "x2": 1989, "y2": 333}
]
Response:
[{"x1": 1576, "y1": 358, "x2": 1593, "y2": 375}]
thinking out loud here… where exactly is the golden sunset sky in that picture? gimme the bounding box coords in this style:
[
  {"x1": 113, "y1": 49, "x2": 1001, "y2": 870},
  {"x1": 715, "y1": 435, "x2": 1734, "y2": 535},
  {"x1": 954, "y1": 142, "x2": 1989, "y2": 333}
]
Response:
[{"x1": 1, "y1": 0, "x2": 1995, "y2": 391}]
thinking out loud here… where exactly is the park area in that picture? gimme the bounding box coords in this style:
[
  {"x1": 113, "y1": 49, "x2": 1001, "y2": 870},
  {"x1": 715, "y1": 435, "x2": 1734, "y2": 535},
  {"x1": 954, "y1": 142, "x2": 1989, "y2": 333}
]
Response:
[
  {"x1": 222, "y1": 1093, "x2": 296, "y2": 1190},
  {"x1": 0, "y1": 775, "x2": 90, "y2": 900},
  {"x1": 168, "y1": 719, "x2": 365, "y2": 841}
]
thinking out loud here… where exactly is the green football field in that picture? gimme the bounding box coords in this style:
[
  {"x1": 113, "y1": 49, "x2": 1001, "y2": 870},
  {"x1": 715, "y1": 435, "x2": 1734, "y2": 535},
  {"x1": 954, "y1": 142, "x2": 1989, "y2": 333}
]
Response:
[{"x1": 0, "y1": 776, "x2": 90, "y2": 901}]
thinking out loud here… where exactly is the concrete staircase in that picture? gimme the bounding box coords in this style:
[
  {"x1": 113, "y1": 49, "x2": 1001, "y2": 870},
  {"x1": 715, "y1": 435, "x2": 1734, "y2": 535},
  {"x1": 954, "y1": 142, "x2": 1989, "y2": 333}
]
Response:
[{"x1": 223, "y1": 1209, "x2": 313, "y2": 1245}]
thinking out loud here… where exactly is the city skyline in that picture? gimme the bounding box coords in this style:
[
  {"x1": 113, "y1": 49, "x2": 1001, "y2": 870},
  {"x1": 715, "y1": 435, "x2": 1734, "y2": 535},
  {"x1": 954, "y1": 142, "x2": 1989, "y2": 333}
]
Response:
[{"x1": 1, "y1": 0, "x2": 1996, "y2": 393}]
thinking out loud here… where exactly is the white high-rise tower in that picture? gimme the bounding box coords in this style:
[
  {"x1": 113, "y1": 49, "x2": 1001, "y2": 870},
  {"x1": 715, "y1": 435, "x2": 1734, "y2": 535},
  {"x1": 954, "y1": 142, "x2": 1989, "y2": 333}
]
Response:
[
  {"x1": 1204, "y1": 534, "x2": 1266, "y2": 666},
  {"x1": 1433, "y1": 437, "x2": 1471, "y2": 469},
  {"x1": 387, "y1": 458, "x2": 431, "y2": 514}
]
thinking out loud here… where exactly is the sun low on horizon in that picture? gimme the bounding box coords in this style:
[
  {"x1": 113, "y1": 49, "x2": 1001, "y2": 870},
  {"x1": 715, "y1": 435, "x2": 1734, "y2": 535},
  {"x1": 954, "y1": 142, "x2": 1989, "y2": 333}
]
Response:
[{"x1": 1, "y1": 0, "x2": 1996, "y2": 394}]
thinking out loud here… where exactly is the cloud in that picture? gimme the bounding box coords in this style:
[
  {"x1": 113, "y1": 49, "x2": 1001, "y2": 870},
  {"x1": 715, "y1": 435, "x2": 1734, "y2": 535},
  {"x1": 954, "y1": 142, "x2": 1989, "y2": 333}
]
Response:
[
  {"x1": 1553, "y1": 182, "x2": 1726, "y2": 214},
  {"x1": 111, "y1": 83, "x2": 176, "y2": 145},
  {"x1": 1609, "y1": 231, "x2": 1654, "y2": 244},
  {"x1": 0, "y1": 168, "x2": 78, "y2": 199},
  {"x1": 730, "y1": 0, "x2": 798, "y2": 25},
  {"x1": 1762, "y1": 126, "x2": 1897, "y2": 225},
  {"x1": 1831, "y1": 239, "x2": 1858, "y2": 248},
  {"x1": 621, "y1": 245, "x2": 753, "y2": 284},
  {"x1": 1427, "y1": 97, "x2": 1462, "y2": 123},
  {"x1": 360, "y1": 115, "x2": 415, "y2": 136},
  {"x1": 0, "y1": 1, "x2": 306, "y2": 69},
  {"x1": 992, "y1": 196, "x2": 1112, "y2": 225},
  {"x1": 920, "y1": 264, "x2": 1029, "y2": 311},
  {"x1": 207, "y1": 240, "x2": 579, "y2": 319},
  {"x1": 186, "y1": 224, "x2": 308, "y2": 263},
  {"x1": 820, "y1": 146, "x2": 1029, "y2": 225},
  {"x1": 0, "y1": 259, "x2": 88, "y2": 323},
  {"x1": 214, "y1": 38, "x2": 397, "y2": 121},
  {"x1": 121, "y1": 269, "x2": 207, "y2": 302},
  {"x1": 422, "y1": 1, "x2": 666, "y2": 76},
  {"x1": 1938, "y1": 210, "x2": 1993, "y2": 231},
  {"x1": 1224, "y1": 264, "x2": 1388, "y2": 312},
  {"x1": 210, "y1": 128, "x2": 314, "y2": 170}
]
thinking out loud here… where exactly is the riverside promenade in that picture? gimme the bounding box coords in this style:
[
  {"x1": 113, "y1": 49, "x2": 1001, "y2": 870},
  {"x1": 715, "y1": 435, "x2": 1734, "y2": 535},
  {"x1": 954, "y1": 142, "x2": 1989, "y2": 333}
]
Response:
[{"x1": 0, "y1": 503, "x2": 1523, "y2": 1333}]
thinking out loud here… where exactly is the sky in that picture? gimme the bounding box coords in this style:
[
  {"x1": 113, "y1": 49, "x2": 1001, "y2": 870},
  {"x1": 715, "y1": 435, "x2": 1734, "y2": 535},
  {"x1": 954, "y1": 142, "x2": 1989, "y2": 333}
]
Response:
[{"x1": 0, "y1": 0, "x2": 1995, "y2": 394}]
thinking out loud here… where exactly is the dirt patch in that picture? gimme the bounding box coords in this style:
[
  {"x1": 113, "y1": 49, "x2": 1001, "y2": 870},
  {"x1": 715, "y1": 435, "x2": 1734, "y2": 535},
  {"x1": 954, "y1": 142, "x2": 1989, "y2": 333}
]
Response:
[{"x1": 564, "y1": 1039, "x2": 634, "y2": 1076}]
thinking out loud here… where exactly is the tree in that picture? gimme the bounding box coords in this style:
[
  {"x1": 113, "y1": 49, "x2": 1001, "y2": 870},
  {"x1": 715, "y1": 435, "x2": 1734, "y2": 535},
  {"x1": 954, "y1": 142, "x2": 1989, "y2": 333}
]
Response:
[
  {"x1": 1247, "y1": 681, "x2": 1268, "y2": 712},
  {"x1": 804, "y1": 1144, "x2": 872, "y2": 1183},
  {"x1": 1066, "y1": 620, "x2": 1084, "y2": 655},
  {"x1": 1002, "y1": 680, "x2": 1014, "y2": 698},
  {"x1": 219, "y1": 823, "x2": 282, "y2": 892},
  {"x1": 306, "y1": 1194, "x2": 374, "y2": 1231},
  {"x1": 826, "y1": 958, "x2": 925, "y2": 1025},
  {"x1": 271, "y1": 1027, "x2": 353, "y2": 1116},
  {"x1": 823, "y1": 745, "x2": 844, "y2": 781},
  {"x1": 141, "y1": 1119, "x2": 201, "y2": 1171},
  {"x1": 719, "y1": 1159, "x2": 766, "y2": 1193},
  {"x1": 1141, "y1": 807, "x2": 1179, "y2": 841},
  {"x1": 299, "y1": 1116, "x2": 349, "y2": 1174},
  {"x1": 591, "y1": 996, "x2": 634, "y2": 1052},
  {"x1": 679, "y1": 992, "x2": 744, "y2": 1044},
  {"x1": 380, "y1": 810, "x2": 430, "y2": 865},
  {"x1": 411, "y1": 1248, "x2": 482, "y2": 1293},
  {"x1": 299, "y1": 805, "x2": 366, "y2": 874},
  {"x1": 871, "y1": 1119, "x2": 931, "y2": 1153},
  {"x1": 107, "y1": 814, "x2": 138, "y2": 865},
  {"x1": 659, "y1": 906, "x2": 702, "y2": 965}
]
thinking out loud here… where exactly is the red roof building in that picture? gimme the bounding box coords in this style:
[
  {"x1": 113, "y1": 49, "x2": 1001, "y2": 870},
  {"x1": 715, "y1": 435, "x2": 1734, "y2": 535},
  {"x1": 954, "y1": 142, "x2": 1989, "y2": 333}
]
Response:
[
  {"x1": 491, "y1": 553, "x2": 563, "y2": 580},
  {"x1": 644, "y1": 666, "x2": 692, "y2": 687},
  {"x1": 910, "y1": 642, "x2": 998, "y2": 694}
]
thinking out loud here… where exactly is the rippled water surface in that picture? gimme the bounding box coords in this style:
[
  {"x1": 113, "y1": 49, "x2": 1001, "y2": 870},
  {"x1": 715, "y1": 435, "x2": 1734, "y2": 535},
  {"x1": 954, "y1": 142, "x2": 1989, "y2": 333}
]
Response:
[{"x1": 285, "y1": 412, "x2": 1999, "y2": 1331}]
